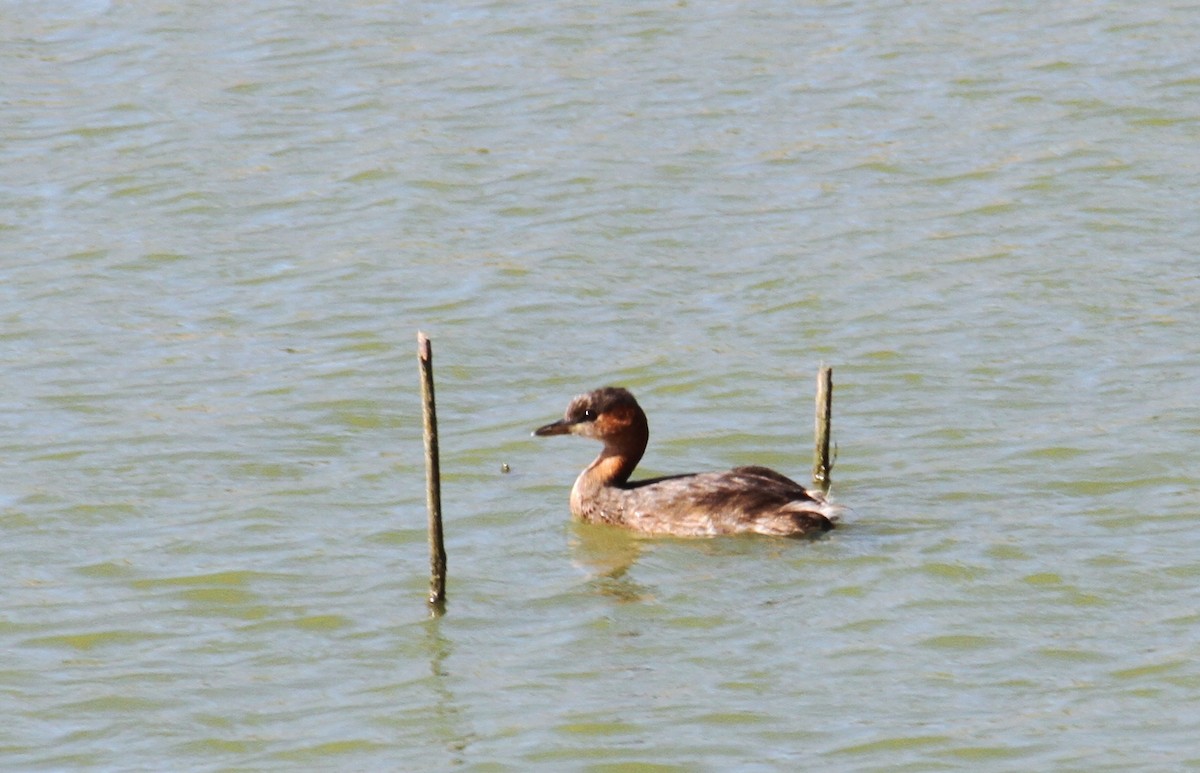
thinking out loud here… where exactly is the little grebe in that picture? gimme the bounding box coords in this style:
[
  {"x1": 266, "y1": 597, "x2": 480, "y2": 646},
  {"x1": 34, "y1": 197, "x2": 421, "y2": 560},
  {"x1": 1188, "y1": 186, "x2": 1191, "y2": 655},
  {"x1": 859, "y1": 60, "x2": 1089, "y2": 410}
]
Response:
[{"x1": 533, "y1": 386, "x2": 839, "y2": 538}]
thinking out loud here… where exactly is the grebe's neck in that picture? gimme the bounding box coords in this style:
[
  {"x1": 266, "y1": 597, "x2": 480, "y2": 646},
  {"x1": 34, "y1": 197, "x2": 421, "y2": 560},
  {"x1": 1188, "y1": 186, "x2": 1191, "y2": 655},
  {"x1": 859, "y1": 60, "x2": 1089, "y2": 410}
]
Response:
[
  {"x1": 586, "y1": 449, "x2": 639, "y2": 487},
  {"x1": 571, "y1": 439, "x2": 644, "y2": 519},
  {"x1": 583, "y1": 422, "x2": 648, "y2": 488}
]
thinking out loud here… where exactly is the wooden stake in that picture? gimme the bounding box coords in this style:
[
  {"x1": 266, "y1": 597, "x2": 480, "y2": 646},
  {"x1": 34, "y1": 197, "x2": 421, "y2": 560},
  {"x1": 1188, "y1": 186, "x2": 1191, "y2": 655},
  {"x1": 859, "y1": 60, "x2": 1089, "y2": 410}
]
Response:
[
  {"x1": 418, "y1": 332, "x2": 446, "y2": 616},
  {"x1": 812, "y1": 365, "x2": 833, "y2": 489}
]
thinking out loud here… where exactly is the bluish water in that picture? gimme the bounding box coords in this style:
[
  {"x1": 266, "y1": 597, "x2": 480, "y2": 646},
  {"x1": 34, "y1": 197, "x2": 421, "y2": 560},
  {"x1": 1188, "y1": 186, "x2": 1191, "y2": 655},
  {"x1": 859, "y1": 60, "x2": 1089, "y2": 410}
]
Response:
[{"x1": 3, "y1": 0, "x2": 1199, "y2": 769}]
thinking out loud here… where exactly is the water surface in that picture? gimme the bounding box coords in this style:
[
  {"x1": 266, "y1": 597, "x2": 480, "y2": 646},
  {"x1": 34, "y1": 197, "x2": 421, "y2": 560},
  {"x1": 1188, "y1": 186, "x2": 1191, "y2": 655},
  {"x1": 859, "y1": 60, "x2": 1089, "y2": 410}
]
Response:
[{"x1": 3, "y1": 0, "x2": 1199, "y2": 769}]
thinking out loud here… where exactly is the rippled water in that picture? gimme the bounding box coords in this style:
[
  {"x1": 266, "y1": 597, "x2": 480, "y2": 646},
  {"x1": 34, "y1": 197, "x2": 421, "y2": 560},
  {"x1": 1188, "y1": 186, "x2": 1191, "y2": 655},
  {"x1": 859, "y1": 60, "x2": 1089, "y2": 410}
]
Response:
[{"x1": 3, "y1": 0, "x2": 1199, "y2": 769}]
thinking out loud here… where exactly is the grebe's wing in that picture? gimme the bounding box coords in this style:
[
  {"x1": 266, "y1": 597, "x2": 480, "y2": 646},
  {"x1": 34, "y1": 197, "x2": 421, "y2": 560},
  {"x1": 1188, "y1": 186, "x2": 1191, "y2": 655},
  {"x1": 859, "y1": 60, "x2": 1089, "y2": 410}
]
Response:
[{"x1": 729, "y1": 466, "x2": 816, "y2": 498}]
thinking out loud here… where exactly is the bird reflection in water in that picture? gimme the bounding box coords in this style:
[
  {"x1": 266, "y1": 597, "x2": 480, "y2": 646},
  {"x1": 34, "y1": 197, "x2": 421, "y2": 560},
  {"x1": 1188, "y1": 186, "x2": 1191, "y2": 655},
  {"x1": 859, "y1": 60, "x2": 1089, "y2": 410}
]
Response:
[{"x1": 568, "y1": 521, "x2": 650, "y2": 602}]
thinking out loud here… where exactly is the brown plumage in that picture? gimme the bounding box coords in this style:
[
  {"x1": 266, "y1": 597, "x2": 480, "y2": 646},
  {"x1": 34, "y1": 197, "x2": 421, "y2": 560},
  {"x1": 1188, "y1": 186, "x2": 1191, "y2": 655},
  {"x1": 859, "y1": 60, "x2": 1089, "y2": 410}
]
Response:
[{"x1": 533, "y1": 386, "x2": 840, "y2": 538}]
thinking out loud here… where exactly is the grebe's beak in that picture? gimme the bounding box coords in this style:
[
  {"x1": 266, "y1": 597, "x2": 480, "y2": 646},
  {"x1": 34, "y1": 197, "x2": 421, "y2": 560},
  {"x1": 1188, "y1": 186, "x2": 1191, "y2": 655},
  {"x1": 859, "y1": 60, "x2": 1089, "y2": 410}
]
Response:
[{"x1": 533, "y1": 418, "x2": 572, "y2": 437}]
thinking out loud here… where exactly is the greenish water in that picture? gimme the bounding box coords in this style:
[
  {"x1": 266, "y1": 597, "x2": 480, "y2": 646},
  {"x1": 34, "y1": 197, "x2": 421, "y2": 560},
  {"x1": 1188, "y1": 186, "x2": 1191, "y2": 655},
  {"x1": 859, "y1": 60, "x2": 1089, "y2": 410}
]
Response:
[{"x1": 3, "y1": 0, "x2": 1199, "y2": 769}]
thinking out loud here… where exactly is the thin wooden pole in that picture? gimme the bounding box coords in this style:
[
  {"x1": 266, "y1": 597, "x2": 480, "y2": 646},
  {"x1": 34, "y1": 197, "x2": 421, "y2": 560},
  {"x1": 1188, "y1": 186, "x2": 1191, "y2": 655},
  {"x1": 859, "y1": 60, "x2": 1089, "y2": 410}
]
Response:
[
  {"x1": 812, "y1": 365, "x2": 833, "y2": 489},
  {"x1": 418, "y1": 332, "x2": 446, "y2": 616}
]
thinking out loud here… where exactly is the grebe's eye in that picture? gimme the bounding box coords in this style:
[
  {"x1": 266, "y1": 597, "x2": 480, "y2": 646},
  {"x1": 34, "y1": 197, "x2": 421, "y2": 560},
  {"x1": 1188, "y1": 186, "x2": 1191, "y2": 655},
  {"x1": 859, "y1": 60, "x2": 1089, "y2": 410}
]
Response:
[{"x1": 581, "y1": 408, "x2": 596, "y2": 421}]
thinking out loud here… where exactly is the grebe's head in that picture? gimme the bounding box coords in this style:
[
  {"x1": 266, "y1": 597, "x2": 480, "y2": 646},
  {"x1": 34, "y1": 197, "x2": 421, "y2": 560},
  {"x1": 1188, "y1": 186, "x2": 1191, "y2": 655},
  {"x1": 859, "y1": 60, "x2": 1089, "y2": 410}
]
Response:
[{"x1": 533, "y1": 386, "x2": 646, "y2": 442}]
